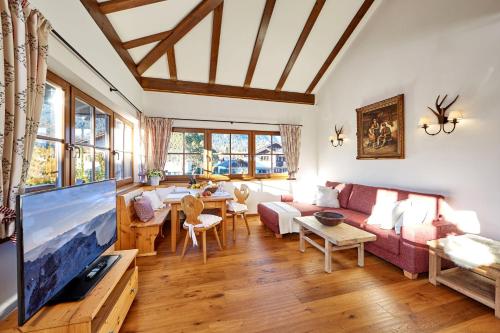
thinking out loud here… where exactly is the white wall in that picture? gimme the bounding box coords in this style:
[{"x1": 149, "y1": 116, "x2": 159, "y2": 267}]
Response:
[
  {"x1": 144, "y1": 91, "x2": 320, "y2": 206},
  {"x1": 316, "y1": 0, "x2": 500, "y2": 239}
]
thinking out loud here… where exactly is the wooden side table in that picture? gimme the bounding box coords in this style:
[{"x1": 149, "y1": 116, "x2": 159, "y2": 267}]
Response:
[{"x1": 428, "y1": 239, "x2": 500, "y2": 318}]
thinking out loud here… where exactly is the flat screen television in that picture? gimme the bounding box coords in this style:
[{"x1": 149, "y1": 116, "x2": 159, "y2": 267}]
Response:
[{"x1": 16, "y1": 180, "x2": 118, "y2": 325}]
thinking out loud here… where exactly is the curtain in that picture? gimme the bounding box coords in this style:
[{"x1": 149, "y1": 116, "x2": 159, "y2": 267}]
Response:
[
  {"x1": 0, "y1": 1, "x2": 50, "y2": 240},
  {"x1": 145, "y1": 117, "x2": 173, "y2": 173},
  {"x1": 279, "y1": 124, "x2": 301, "y2": 180}
]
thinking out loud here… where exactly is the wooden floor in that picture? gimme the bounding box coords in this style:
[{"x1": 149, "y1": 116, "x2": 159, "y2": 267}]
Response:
[{"x1": 121, "y1": 216, "x2": 499, "y2": 333}]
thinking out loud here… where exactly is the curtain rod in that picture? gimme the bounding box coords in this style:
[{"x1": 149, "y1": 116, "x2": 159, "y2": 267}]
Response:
[
  {"x1": 50, "y1": 29, "x2": 143, "y2": 115},
  {"x1": 150, "y1": 117, "x2": 302, "y2": 127}
]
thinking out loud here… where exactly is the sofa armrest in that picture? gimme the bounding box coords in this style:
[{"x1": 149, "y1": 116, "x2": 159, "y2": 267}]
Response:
[
  {"x1": 401, "y1": 220, "x2": 462, "y2": 245},
  {"x1": 281, "y1": 194, "x2": 294, "y2": 202}
]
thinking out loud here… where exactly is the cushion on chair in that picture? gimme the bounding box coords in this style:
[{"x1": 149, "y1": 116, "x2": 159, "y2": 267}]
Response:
[
  {"x1": 227, "y1": 201, "x2": 248, "y2": 213},
  {"x1": 198, "y1": 214, "x2": 222, "y2": 227}
]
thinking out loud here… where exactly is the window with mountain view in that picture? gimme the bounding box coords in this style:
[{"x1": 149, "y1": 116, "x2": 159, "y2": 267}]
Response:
[
  {"x1": 255, "y1": 134, "x2": 287, "y2": 175},
  {"x1": 211, "y1": 133, "x2": 249, "y2": 176},
  {"x1": 165, "y1": 129, "x2": 286, "y2": 178},
  {"x1": 165, "y1": 130, "x2": 205, "y2": 175}
]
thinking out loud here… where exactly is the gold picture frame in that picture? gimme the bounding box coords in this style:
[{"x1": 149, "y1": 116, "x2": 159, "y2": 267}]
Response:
[{"x1": 356, "y1": 94, "x2": 405, "y2": 159}]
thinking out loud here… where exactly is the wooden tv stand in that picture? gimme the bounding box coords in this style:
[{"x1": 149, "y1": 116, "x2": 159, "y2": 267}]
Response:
[{"x1": 0, "y1": 249, "x2": 138, "y2": 333}]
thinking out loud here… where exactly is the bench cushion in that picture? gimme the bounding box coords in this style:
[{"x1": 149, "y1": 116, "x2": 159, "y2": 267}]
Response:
[
  {"x1": 131, "y1": 206, "x2": 170, "y2": 228},
  {"x1": 134, "y1": 198, "x2": 154, "y2": 222}
]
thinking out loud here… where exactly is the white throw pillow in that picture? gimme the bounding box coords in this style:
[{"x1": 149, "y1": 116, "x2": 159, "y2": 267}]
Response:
[
  {"x1": 155, "y1": 186, "x2": 175, "y2": 201},
  {"x1": 367, "y1": 202, "x2": 396, "y2": 228},
  {"x1": 142, "y1": 190, "x2": 165, "y2": 210},
  {"x1": 315, "y1": 186, "x2": 340, "y2": 208},
  {"x1": 392, "y1": 200, "x2": 410, "y2": 230},
  {"x1": 394, "y1": 200, "x2": 427, "y2": 234}
]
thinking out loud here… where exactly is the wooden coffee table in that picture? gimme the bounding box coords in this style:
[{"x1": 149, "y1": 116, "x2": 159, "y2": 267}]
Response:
[{"x1": 294, "y1": 216, "x2": 376, "y2": 273}]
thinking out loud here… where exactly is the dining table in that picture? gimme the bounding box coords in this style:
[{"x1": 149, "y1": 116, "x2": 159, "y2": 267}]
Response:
[{"x1": 163, "y1": 190, "x2": 233, "y2": 253}]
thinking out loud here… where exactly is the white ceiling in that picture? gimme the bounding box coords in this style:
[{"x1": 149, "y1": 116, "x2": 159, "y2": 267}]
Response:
[{"x1": 100, "y1": 0, "x2": 366, "y2": 93}]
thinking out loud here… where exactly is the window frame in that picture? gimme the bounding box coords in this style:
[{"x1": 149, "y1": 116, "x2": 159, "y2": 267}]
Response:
[
  {"x1": 165, "y1": 128, "x2": 288, "y2": 181},
  {"x1": 165, "y1": 128, "x2": 207, "y2": 179},
  {"x1": 26, "y1": 72, "x2": 71, "y2": 192},
  {"x1": 70, "y1": 87, "x2": 115, "y2": 186},
  {"x1": 252, "y1": 131, "x2": 288, "y2": 179},
  {"x1": 113, "y1": 113, "x2": 134, "y2": 187}
]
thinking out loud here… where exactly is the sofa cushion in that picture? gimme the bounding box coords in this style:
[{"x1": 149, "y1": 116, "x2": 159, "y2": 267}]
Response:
[
  {"x1": 346, "y1": 184, "x2": 380, "y2": 215},
  {"x1": 325, "y1": 181, "x2": 353, "y2": 208},
  {"x1": 394, "y1": 190, "x2": 443, "y2": 223},
  {"x1": 287, "y1": 202, "x2": 323, "y2": 216},
  {"x1": 364, "y1": 224, "x2": 401, "y2": 256}
]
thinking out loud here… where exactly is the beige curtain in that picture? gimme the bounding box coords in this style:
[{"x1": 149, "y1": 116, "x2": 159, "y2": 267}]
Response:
[
  {"x1": 279, "y1": 124, "x2": 301, "y2": 180},
  {"x1": 145, "y1": 117, "x2": 173, "y2": 172},
  {"x1": 0, "y1": 1, "x2": 50, "y2": 239}
]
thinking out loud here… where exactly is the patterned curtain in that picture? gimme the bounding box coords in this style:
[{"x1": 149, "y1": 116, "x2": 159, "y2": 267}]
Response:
[
  {"x1": 0, "y1": 1, "x2": 51, "y2": 240},
  {"x1": 279, "y1": 124, "x2": 301, "y2": 180},
  {"x1": 145, "y1": 117, "x2": 173, "y2": 173}
]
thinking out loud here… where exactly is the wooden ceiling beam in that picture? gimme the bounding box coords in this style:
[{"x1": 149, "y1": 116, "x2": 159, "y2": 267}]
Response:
[
  {"x1": 99, "y1": 0, "x2": 167, "y2": 14},
  {"x1": 244, "y1": 0, "x2": 276, "y2": 88},
  {"x1": 306, "y1": 0, "x2": 374, "y2": 94},
  {"x1": 122, "y1": 30, "x2": 172, "y2": 49},
  {"x1": 209, "y1": 3, "x2": 223, "y2": 84},
  {"x1": 137, "y1": 0, "x2": 224, "y2": 75},
  {"x1": 142, "y1": 77, "x2": 315, "y2": 105},
  {"x1": 166, "y1": 47, "x2": 177, "y2": 80},
  {"x1": 276, "y1": 0, "x2": 325, "y2": 91},
  {"x1": 80, "y1": 0, "x2": 141, "y2": 82}
]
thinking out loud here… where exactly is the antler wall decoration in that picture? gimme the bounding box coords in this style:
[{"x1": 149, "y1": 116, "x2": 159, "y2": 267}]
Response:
[
  {"x1": 329, "y1": 125, "x2": 345, "y2": 147},
  {"x1": 420, "y1": 94, "x2": 462, "y2": 135}
]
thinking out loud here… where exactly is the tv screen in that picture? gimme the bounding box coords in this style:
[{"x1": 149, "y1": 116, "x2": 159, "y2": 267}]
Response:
[{"x1": 16, "y1": 180, "x2": 117, "y2": 325}]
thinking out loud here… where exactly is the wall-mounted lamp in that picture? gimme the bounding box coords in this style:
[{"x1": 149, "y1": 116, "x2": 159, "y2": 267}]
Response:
[
  {"x1": 419, "y1": 95, "x2": 462, "y2": 135},
  {"x1": 329, "y1": 125, "x2": 345, "y2": 147}
]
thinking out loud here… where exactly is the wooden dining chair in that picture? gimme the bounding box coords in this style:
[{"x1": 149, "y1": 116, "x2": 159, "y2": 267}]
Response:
[
  {"x1": 180, "y1": 195, "x2": 223, "y2": 264},
  {"x1": 227, "y1": 184, "x2": 251, "y2": 241}
]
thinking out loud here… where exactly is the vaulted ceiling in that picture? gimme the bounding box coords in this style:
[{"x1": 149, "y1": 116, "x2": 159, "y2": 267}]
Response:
[{"x1": 81, "y1": 0, "x2": 374, "y2": 104}]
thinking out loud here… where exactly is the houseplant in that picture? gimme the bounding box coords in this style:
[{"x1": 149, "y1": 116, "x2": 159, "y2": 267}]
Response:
[{"x1": 147, "y1": 169, "x2": 163, "y2": 186}]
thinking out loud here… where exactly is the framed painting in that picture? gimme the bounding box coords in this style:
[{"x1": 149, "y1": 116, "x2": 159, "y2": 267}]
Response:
[{"x1": 356, "y1": 94, "x2": 405, "y2": 159}]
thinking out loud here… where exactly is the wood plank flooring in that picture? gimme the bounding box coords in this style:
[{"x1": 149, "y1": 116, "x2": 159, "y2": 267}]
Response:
[{"x1": 121, "y1": 217, "x2": 500, "y2": 333}]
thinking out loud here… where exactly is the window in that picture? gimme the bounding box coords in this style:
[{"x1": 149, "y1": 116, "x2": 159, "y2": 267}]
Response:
[
  {"x1": 26, "y1": 73, "x2": 68, "y2": 190},
  {"x1": 26, "y1": 72, "x2": 136, "y2": 191},
  {"x1": 72, "y1": 89, "x2": 113, "y2": 185},
  {"x1": 114, "y1": 115, "x2": 134, "y2": 184},
  {"x1": 165, "y1": 129, "x2": 287, "y2": 179},
  {"x1": 165, "y1": 130, "x2": 205, "y2": 175},
  {"x1": 254, "y1": 134, "x2": 287, "y2": 175},
  {"x1": 211, "y1": 132, "x2": 249, "y2": 176}
]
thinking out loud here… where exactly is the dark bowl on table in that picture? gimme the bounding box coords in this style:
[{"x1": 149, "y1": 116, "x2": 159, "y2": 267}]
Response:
[
  {"x1": 204, "y1": 186, "x2": 219, "y2": 194},
  {"x1": 313, "y1": 212, "x2": 346, "y2": 226}
]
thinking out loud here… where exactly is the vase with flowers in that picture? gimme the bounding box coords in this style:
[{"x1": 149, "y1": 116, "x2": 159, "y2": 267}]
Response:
[{"x1": 147, "y1": 169, "x2": 163, "y2": 186}]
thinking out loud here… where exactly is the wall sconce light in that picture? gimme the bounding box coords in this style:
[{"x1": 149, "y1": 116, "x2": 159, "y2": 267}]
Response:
[
  {"x1": 329, "y1": 125, "x2": 345, "y2": 147},
  {"x1": 419, "y1": 94, "x2": 462, "y2": 135}
]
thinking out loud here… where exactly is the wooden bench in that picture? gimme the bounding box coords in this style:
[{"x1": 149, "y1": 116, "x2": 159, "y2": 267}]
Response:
[{"x1": 117, "y1": 188, "x2": 170, "y2": 257}]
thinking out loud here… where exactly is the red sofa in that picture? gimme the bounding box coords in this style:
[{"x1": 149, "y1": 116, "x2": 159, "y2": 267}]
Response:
[{"x1": 257, "y1": 181, "x2": 461, "y2": 278}]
